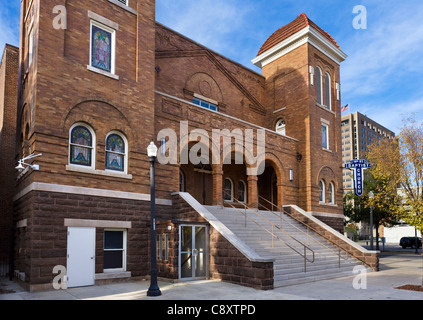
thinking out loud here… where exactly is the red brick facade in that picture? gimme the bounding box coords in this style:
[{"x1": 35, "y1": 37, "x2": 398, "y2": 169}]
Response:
[
  {"x1": 0, "y1": 44, "x2": 19, "y2": 276},
  {"x1": 2, "y1": 1, "x2": 356, "y2": 290}
]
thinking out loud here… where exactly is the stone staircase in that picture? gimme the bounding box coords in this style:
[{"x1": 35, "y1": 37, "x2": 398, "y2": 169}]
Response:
[{"x1": 204, "y1": 205, "x2": 371, "y2": 288}]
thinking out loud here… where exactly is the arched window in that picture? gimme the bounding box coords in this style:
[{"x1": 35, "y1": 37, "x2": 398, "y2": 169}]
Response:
[
  {"x1": 238, "y1": 180, "x2": 247, "y2": 203},
  {"x1": 179, "y1": 170, "x2": 185, "y2": 192},
  {"x1": 223, "y1": 178, "x2": 233, "y2": 202},
  {"x1": 319, "y1": 180, "x2": 325, "y2": 203},
  {"x1": 315, "y1": 67, "x2": 323, "y2": 105},
  {"x1": 275, "y1": 119, "x2": 286, "y2": 136},
  {"x1": 105, "y1": 132, "x2": 128, "y2": 173},
  {"x1": 69, "y1": 123, "x2": 95, "y2": 168},
  {"x1": 324, "y1": 72, "x2": 331, "y2": 110},
  {"x1": 329, "y1": 182, "x2": 335, "y2": 204}
]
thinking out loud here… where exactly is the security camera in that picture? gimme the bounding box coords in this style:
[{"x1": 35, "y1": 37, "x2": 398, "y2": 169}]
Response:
[{"x1": 15, "y1": 162, "x2": 24, "y2": 172}]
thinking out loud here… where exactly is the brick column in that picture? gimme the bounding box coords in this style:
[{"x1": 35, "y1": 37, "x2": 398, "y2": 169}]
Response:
[
  {"x1": 212, "y1": 167, "x2": 223, "y2": 206},
  {"x1": 277, "y1": 183, "x2": 284, "y2": 208},
  {"x1": 247, "y1": 175, "x2": 258, "y2": 208}
]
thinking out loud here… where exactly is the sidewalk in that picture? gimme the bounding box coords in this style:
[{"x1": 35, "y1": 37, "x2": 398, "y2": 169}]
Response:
[{"x1": 1, "y1": 252, "x2": 422, "y2": 300}]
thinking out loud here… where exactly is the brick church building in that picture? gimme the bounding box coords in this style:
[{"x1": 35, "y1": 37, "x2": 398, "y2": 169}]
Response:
[{"x1": 0, "y1": 0, "x2": 378, "y2": 291}]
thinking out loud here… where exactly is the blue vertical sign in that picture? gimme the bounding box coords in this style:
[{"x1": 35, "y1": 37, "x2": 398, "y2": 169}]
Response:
[{"x1": 345, "y1": 160, "x2": 371, "y2": 196}]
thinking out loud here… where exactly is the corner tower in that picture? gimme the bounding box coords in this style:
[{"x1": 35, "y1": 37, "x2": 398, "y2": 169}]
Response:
[{"x1": 252, "y1": 13, "x2": 347, "y2": 231}]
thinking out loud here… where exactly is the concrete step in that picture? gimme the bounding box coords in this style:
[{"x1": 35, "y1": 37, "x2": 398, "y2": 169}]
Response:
[{"x1": 204, "y1": 205, "x2": 370, "y2": 288}]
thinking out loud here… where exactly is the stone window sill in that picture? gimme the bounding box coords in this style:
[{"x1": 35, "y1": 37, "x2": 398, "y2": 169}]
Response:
[
  {"x1": 87, "y1": 65, "x2": 119, "y2": 80},
  {"x1": 66, "y1": 165, "x2": 132, "y2": 180},
  {"x1": 108, "y1": 0, "x2": 138, "y2": 15},
  {"x1": 95, "y1": 271, "x2": 131, "y2": 280},
  {"x1": 316, "y1": 103, "x2": 335, "y2": 115},
  {"x1": 319, "y1": 202, "x2": 338, "y2": 207}
]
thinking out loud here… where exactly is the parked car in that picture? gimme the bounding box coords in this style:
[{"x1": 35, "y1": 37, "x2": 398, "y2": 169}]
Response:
[{"x1": 399, "y1": 237, "x2": 422, "y2": 249}]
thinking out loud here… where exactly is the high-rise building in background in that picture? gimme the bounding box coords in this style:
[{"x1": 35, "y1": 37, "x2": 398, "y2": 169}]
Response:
[{"x1": 341, "y1": 112, "x2": 396, "y2": 194}]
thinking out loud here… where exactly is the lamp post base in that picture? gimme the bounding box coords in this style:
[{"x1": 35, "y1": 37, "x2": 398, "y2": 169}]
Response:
[{"x1": 147, "y1": 286, "x2": 162, "y2": 297}]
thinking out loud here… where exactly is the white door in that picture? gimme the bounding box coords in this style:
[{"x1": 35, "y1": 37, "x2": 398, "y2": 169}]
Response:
[{"x1": 67, "y1": 227, "x2": 96, "y2": 288}]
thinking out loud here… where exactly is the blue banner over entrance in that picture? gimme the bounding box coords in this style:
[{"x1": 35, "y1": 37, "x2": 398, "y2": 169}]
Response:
[{"x1": 344, "y1": 160, "x2": 371, "y2": 196}]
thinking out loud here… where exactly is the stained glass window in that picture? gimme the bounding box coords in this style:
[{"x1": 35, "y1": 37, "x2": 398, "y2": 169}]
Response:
[
  {"x1": 70, "y1": 126, "x2": 93, "y2": 167},
  {"x1": 106, "y1": 134, "x2": 125, "y2": 172},
  {"x1": 91, "y1": 25, "x2": 112, "y2": 73}
]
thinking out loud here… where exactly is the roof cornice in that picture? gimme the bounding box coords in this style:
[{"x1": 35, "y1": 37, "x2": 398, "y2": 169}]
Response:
[{"x1": 252, "y1": 26, "x2": 348, "y2": 68}]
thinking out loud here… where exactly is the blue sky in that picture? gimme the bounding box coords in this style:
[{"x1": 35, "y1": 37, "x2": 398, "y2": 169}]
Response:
[{"x1": 1, "y1": 0, "x2": 422, "y2": 134}]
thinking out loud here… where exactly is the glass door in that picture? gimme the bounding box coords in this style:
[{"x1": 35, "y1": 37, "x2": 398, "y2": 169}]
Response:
[{"x1": 179, "y1": 225, "x2": 208, "y2": 280}]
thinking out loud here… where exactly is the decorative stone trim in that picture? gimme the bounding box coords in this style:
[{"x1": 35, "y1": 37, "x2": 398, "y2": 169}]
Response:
[{"x1": 14, "y1": 182, "x2": 172, "y2": 206}]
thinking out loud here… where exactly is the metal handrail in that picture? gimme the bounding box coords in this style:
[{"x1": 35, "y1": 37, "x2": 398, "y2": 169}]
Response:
[
  {"x1": 222, "y1": 190, "x2": 315, "y2": 271},
  {"x1": 257, "y1": 195, "x2": 353, "y2": 267}
]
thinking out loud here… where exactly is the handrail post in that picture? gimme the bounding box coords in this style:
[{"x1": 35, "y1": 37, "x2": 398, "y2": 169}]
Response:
[
  {"x1": 245, "y1": 206, "x2": 247, "y2": 227},
  {"x1": 280, "y1": 211, "x2": 282, "y2": 229},
  {"x1": 304, "y1": 247, "x2": 307, "y2": 273}
]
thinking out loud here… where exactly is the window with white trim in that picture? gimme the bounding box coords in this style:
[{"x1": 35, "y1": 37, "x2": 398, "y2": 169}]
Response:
[
  {"x1": 89, "y1": 20, "x2": 116, "y2": 75},
  {"x1": 275, "y1": 119, "x2": 286, "y2": 135},
  {"x1": 179, "y1": 170, "x2": 185, "y2": 192},
  {"x1": 28, "y1": 25, "x2": 34, "y2": 68},
  {"x1": 192, "y1": 97, "x2": 218, "y2": 111},
  {"x1": 69, "y1": 123, "x2": 96, "y2": 169},
  {"x1": 329, "y1": 182, "x2": 335, "y2": 204},
  {"x1": 321, "y1": 123, "x2": 329, "y2": 150},
  {"x1": 223, "y1": 178, "x2": 233, "y2": 201},
  {"x1": 315, "y1": 67, "x2": 323, "y2": 105},
  {"x1": 319, "y1": 180, "x2": 325, "y2": 203},
  {"x1": 324, "y1": 72, "x2": 331, "y2": 110},
  {"x1": 104, "y1": 230, "x2": 127, "y2": 272},
  {"x1": 238, "y1": 180, "x2": 247, "y2": 203},
  {"x1": 105, "y1": 131, "x2": 128, "y2": 173}
]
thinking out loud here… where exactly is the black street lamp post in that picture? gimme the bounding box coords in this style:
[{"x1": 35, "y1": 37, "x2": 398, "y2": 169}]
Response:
[
  {"x1": 368, "y1": 191, "x2": 374, "y2": 251},
  {"x1": 147, "y1": 141, "x2": 161, "y2": 297}
]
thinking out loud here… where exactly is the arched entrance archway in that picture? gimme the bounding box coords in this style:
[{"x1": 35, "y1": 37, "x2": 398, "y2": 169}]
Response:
[
  {"x1": 257, "y1": 160, "x2": 280, "y2": 210},
  {"x1": 180, "y1": 143, "x2": 214, "y2": 205}
]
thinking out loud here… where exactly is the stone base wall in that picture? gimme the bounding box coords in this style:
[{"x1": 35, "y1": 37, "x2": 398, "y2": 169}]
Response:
[
  {"x1": 209, "y1": 227, "x2": 274, "y2": 290},
  {"x1": 13, "y1": 189, "x2": 173, "y2": 289}
]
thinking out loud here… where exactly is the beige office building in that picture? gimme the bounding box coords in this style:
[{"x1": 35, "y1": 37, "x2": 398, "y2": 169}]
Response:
[{"x1": 341, "y1": 112, "x2": 395, "y2": 194}]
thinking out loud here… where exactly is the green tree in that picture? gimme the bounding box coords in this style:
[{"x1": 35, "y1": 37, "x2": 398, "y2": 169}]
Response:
[
  {"x1": 367, "y1": 117, "x2": 423, "y2": 233},
  {"x1": 343, "y1": 175, "x2": 401, "y2": 250}
]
